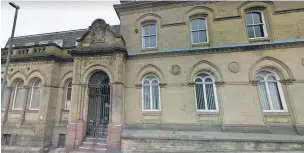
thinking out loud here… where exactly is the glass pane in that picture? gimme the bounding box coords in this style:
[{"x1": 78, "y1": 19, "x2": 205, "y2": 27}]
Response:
[
  {"x1": 267, "y1": 76, "x2": 277, "y2": 81},
  {"x1": 245, "y1": 13, "x2": 253, "y2": 25},
  {"x1": 143, "y1": 80, "x2": 150, "y2": 85},
  {"x1": 144, "y1": 36, "x2": 149, "y2": 48},
  {"x1": 259, "y1": 70, "x2": 271, "y2": 76},
  {"x1": 150, "y1": 36, "x2": 156, "y2": 47},
  {"x1": 191, "y1": 19, "x2": 198, "y2": 31},
  {"x1": 150, "y1": 25, "x2": 156, "y2": 35},
  {"x1": 143, "y1": 25, "x2": 149, "y2": 35},
  {"x1": 192, "y1": 31, "x2": 199, "y2": 43},
  {"x1": 152, "y1": 85, "x2": 159, "y2": 109},
  {"x1": 143, "y1": 85, "x2": 150, "y2": 110},
  {"x1": 198, "y1": 30, "x2": 207, "y2": 43},
  {"x1": 152, "y1": 80, "x2": 158, "y2": 85},
  {"x1": 257, "y1": 82, "x2": 270, "y2": 110},
  {"x1": 256, "y1": 76, "x2": 264, "y2": 81},
  {"x1": 252, "y1": 12, "x2": 262, "y2": 24},
  {"x1": 205, "y1": 84, "x2": 216, "y2": 110},
  {"x1": 197, "y1": 73, "x2": 209, "y2": 78},
  {"x1": 247, "y1": 26, "x2": 255, "y2": 38},
  {"x1": 67, "y1": 88, "x2": 72, "y2": 101},
  {"x1": 254, "y1": 25, "x2": 264, "y2": 37},
  {"x1": 68, "y1": 81, "x2": 72, "y2": 87},
  {"x1": 205, "y1": 78, "x2": 213, "y2": 83},
  {"x1": 195, "y1": 84, "x2": 205, "y2": 110},
  {"x1": 14, "y1": 88, "x2": 25, "y2": 109},
  {"x1": 197, "y1": 19, "x2": 206, "y2": 30},
  {"x1": 195, "y1": 78, "x2": 202, "y2": 83},
  {"x1": 30, "y1": 87, "x2": 40, "y2": 109},
  {"x1": 268, "y1": 82, "x2": 283, "y2": 110}
]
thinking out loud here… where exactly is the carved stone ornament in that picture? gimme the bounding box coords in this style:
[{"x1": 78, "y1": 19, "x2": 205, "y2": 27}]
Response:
[
  {"x1": 228, "y1": 62, "x2": 240, "y2": 73},
  {"x1": 171, "y1": 64, "x2": 181, "y2": 75},
  {"x1": 92, "y1": 20, "x2": 107, "y2": 44},
  {"x1": 280, "y1": 79, "x2": 296, "y2": 85}
]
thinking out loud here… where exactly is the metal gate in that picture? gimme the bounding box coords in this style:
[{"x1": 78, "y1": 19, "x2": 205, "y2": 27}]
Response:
[{"x1": 87, "y1": 72, "x2": 110, "y2": 138}]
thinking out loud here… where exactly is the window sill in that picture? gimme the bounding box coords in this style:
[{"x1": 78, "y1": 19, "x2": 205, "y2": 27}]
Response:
[
  {"x1": 26, "y1": 109, "x2": 39, "y2": 113},
  {"x1": 142, "y1": 47, "x2": 158, "y2": 52},
  {"x1": 197, "y1": 111, "x2": 220, "y2": 115},
  {"x1": 62, "y1": 109, "x2": 70, "y2": 113},
  {"x1": 263, "y1": 111, "x2": 289, "y2": 116},
  {"x1": 142, "y1": 110, "x2": 161, "y2": 116},
  {"x1": 191, "y1": 42, "x2": 210, "y2": 47},
  {"x1": 248, "y1": 37, "x2": 270, "y2": 43}
]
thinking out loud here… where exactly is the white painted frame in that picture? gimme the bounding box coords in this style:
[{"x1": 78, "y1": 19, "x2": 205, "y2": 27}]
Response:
[
  {"x1": 194, "y1": 72, "x2": 219, "y2": 112},
  {"x1": 142, "y1": 23, "x2": 157, "y2": 49},
  {"x1": 190, "y1": 17, "x2": 209, "y2": 44},
  {"x1": 141, "y1": 75, "x2": 161, "y2": 111},
  {"x1": 64, "y1": 80, "x2": 72, "y2": 110},
  {"x1": 245, "y1": 10, "x2": 268, "y2": 39},
  {"x1": 12, "y1": 80, "x2": 24, "y2": 110},
  {"x1": 256, "y1": 69, "x2": 287, "y2": 112},
  {"x1": 29, "y1": 79, "x2": 41, "y2": 110}
]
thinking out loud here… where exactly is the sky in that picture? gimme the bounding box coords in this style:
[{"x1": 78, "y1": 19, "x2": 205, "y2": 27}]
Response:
[{"x1": 0, "y1": 0, "x2": 121, "y2": 48}]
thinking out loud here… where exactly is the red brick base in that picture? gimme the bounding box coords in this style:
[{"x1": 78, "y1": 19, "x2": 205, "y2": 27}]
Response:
[{"x1": 107, "y1": 123, "x2": 122, "y2": 149}]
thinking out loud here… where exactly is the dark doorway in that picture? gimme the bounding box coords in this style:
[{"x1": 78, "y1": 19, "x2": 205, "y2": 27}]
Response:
[{"x1": 87, "y1": 71, "x2": 110, "y2": 138}]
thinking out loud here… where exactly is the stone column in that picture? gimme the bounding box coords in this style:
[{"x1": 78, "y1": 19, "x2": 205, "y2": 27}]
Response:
[
  {"x1": 17, "y1": 86, "x2": 29, "y2": 128},
  {"x1": 2, "y1": 87, "x2": 13, "y2": 125}
]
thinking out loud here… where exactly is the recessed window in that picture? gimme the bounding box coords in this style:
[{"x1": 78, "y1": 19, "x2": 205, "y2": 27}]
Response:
[
  {"x1": 194, "y1": 72, "x2": 218, "y2": 112},
  {"x1": 190, "y1": 18, "x2": 208, "y2": 44},
  {"x1": 65, "y1": 81, "x2": 72, "y2": 110},
  {"x1": 245, "y1": 11, "x2": 267, "y2": 39},
  {"x1": 256, "y1": 70, "x2": 287, "y2": 112},
  {"x1": 142, "y1": 75, "x2": 160, "y2": 111},
  {"x1": 29, "y1": 79, "x2": 41, "y2": 110},
  {"x1": 12, "y1": 80, "x2": 25, "y2": 110},
  {"x1": 142, "y1": 24, "x2": 157, "y2": 49}
]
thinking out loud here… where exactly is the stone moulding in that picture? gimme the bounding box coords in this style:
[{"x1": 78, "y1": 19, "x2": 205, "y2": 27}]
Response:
[{"x1": 128, "y1": 39, "x2": 304, "y2": 60}]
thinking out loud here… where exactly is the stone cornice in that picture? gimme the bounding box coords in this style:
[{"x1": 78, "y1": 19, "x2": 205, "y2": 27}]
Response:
[
  {"x1": 69, "y1": 46, "x2": 128, "y2": 58},
  {"x1": 128, "y1": 39, "x2": 304, "y2": 60}
]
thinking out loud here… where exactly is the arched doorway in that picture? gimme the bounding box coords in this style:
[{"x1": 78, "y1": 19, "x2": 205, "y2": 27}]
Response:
[{"x1": 87, "y1": 71, "x2": 110, "y2": 137}]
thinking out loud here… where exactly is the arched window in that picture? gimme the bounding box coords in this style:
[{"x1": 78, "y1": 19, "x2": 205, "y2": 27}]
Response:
[
  {"x1": 29, "y1": 79, "x2": 41, "y2": 110},
  {"x1": 65, "y1": 80, "x2": 72, "y2": 110},
  {"x1": 190, "y1": 17, "x2": 208, "y2": 44},
  {"x1": 142, "y1": 23, "x2": 157, "y2": 48},
  {"x1": 194, "y1": 72, "x2": 218, "y2": 112},
  {"x1": 142, "y1": 75, "x2": 160, "y2": 111},
  {"x1": 256, "y1": 70, "x2": 286, "y2": 112},
  {"x1": 245, "y1": 10, "x2": 267, "y2": 39},
  {"x1": 12, "y1": 80, "x2": 25, "y2": 110}
]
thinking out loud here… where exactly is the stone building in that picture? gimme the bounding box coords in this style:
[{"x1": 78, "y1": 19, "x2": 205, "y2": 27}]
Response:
[{"x1": 1, "y1": 1, "x2": 304, "y2": 153}]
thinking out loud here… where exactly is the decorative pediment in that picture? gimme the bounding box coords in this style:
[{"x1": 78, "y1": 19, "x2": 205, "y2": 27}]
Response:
[{"x1": 77, "y1": 18, "x2": 125, "y2": 49}]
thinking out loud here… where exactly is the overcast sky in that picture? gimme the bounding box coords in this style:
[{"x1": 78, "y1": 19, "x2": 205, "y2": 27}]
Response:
[{"x1": 0, "y1": 0, "x2": 120, "y2": 47}]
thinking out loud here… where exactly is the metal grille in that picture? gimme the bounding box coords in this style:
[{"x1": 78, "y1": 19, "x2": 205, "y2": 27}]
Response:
[{"x1": 87, "y1": 72, "x2": 110, "y2": 138}]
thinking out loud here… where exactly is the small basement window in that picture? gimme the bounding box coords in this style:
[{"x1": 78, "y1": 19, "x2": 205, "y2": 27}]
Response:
[
  {"x1": 58, "y1": 134, "x2": 66, "y2": 148},
  {"x1": 2, "y1": 134, "x2": 11, "y2": 145}
]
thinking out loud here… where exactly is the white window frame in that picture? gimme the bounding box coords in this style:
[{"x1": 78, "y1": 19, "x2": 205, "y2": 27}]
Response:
[
  {"x1": 256, "y1": 69, "x2": 287, "y2": 112},
  {"x1": 64, "y1": 80, "x2": 72, "y2": 110},
  {"x1": 12, "y1": 80, "x2": 24, "y2": 110},
  {"x1": 245, "y1": 10, "x2": 268, "y2": 39},
  {"x1": 190, "y1": 17, "x2": 209, "y2": 44},
  {"x1": 29, "y1": 79, "x2": 41, "y2": 110},
  {"x1": 194, "y1": 72, "x2": 219, "y2": 112},
  {"x1": 142, "y1": 23, "x2": 157, "y2": 49},
  {"x1": 141, "y1": 75, "x2": 161, "y2": 111}
]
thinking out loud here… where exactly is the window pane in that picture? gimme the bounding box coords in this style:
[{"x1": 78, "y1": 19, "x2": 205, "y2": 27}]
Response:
[
  {"x1": 198, "y1": 73, "x2": 209, "y2": 78},
  {"x1": 152, "y1": 85, "x2": 159, "y2": 109},
  {"x1": 195, "y1": 78, "x2": 202, "y2": 83},
  {"x1": 143, "y1": 25, "x2": 149, "y2": 36},
  {"x1": 197, "y1": 19, "x2": 206, "y2": 30},
  {"x1": 198, "y1": 30, "x2": 207, "y2": 43},
  {"x1": 205, "y1": 78, "x2": 213, "y2": 83},
  {"x1": 205, "y1": 84, "x2": 216, "y2": 110},
  {"x1": 245, "y1": 13, "x2": 253, "y2": 25},
  {"x1": 247, "y1": 26, "x2": 255, "y2": 38},
  {"x1": 144, "y1": 36, "x2": 149, "y2": 48},
  {"x1": 252, "y1": 12, "x2": 262, "y2": 24},
  {"x1": 254, "y1": 25, "x2": 264, "y2": 37},
  {"x1": 68, "y1": 81, "x2": 72, "y2": 88},
  {"x1": 195, "y1": 84, "x2": 205, "y2": 110},
  {"x1": 14, "y1": 88, "x2": 25, "y2": 109},
  {"x1": 151, "y1": 80, "x2": 158, "y2": 85},
  {"x1": 268, "y1": 82, "x2": 283, "y2": 110},
  {"x1": 150, "y1": 36, "x2": 156, "y2": 48},
  {"x1": 192, "y1": 31, "x2": 199, "y2": 43},
  {"x1": 150, "y1": 25, "x2": 156, "y2": 35},
  {"x1": 191, "y1": 19, "x2": 198, "y2": 31},
  {"x1": 30, "y1": 87, "x2": 40, "y2": 109},
  {"x1": 257, "y1": 82, "x2": 270, "y2": 110},
  {"x1": 143, "y1": 85, "x2": 150, "y2": 110},
  {"x1": 67, "y1": 88, "x2": 72, "y2": 101}
]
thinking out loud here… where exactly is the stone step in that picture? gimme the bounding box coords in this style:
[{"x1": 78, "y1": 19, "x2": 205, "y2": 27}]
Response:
[{"x1": 82, "y1": 141, "x2": 107, "y2": 148}]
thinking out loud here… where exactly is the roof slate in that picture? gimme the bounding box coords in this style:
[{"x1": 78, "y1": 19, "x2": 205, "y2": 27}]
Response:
[{"x1": 5, "y1": 25, "x2": 120, "y2": 48}]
